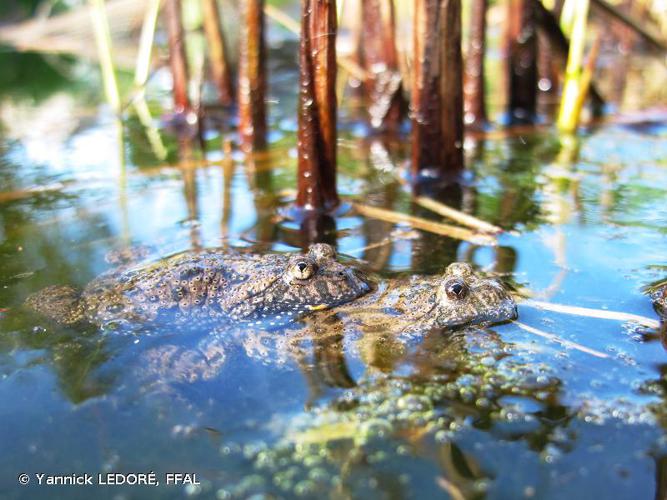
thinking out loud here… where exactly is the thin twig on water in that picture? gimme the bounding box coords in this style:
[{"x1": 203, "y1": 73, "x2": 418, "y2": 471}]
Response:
[
  {"x1": 345, "y1": 229, "x2": 419, "y2": 256},
  {"x1": 414, "y1": 196, "x2": 503, "y2": 234},
  {"x1": 514, "y1": 321, "x2": 609, "y2": 358},
  {"x1": 0, "y1": 184, "x2": 70, "y2": 203},
  {"x1": 351, "y1": 203, "x2": 497, "y2": 246},
  {"x1": 523, "y1": 300, "x2": 660, "y2": 329}
]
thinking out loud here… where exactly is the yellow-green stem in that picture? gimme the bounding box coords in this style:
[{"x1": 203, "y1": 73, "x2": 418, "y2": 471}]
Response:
[
  {"x1": 134, "y1": 0, "x2": 162, "y2": 89},
  {"x1": 89, "y1": 0, "x2": 121, "y2": 114},
  {"x1": 133, "y1": 98, "x2": 168, "y2": 160},
  {"x1": 557, "y1": 0, "x2": 589, "y2": 133},
  {"x1": 559, "y1": 0, "x2": 577, "y2": 37}
]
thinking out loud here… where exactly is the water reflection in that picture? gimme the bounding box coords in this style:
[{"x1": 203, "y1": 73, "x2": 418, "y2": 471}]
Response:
[
  {"x1": 2, "y1": 50, "x2": 667, "y2": 498},
  {"x1": 214, "y1": 326, "x2": 570, "y2": 498}
]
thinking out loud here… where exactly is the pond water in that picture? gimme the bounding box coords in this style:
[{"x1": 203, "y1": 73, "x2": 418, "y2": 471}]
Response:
[{"x1": 1, "y1": 45, "x2": 666, "y2": 500}]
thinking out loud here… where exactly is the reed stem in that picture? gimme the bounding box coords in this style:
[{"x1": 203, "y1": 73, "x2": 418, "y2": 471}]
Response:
[
  {"x1": 556, "y1": 0, "x2": 589, "y2": 133},
  {"x1": 134, "y1": 0, "x2": 161, "y2": 89},
  {"x1": 532, "y1": 0, "x2": 605, "y2": 114},
  {"x1": 202, "y1": 0, "x2": 234, "y2": 105},
  {"x1": 359, "y1": 0, "x2": 404, "y2": 131},
  {"x1": 464, "y1": 0, "x2": 487, "y2": 128},
  {"x1": 89, "y1": 0, "x2": 121, "y2": 114},
  {"x1": 238, "y1": 0, "x2": 267, "y2": 151},
  {"x1": 411, "y1": 0, "x2": 464, "y2": 178},
  {"x1": 164, "y1": 0, "x2": 191, "y2": 113},
  {"x1": 295, "y1": 0, "x2": 339, "y2": 212},
  {"x1": 506, "y1": 0, "x2": 537, "y2": 124}
]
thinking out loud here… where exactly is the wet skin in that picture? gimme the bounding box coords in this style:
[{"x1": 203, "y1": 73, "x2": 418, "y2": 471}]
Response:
[
  {"x1": 24, "y1": 256, "x2": 517, "y2": 388},
  {"x1": 24, "y1": 244, "x2": 371, "y2": 330},
  {"x1": 651, "y1": 282, "x2": 667, "y2": 320},
  {"x1": 300, "y1": 262, "x2": 519, "y2": 339},
  {"x1": 142, "y1": 262, "x2": 518, "y2": 385}
]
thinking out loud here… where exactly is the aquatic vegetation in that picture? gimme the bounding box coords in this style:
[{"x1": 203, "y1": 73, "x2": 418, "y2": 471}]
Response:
[{"x1": 0, "y1": 0, "x2": 666, "y2": 498}]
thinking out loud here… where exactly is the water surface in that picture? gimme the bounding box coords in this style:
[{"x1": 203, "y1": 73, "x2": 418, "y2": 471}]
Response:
[{"x1": 0, "y1": 49, "x2": 666, "y2": 500}]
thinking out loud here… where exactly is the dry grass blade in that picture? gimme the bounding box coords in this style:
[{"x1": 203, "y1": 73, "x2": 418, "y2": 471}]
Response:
[
  {"x1": 514, "y1": 321, "x2": 609, "y2": 359},
  {"x1": 0, "y1": 0, "x2": 145, "y2": 67},
  {"x1": 0, "y1": 184, "x2": 69, "y2": 203},
  {"x1": 89, "y1": 0, "x2": 121, "y2": 113},
  {"x1": 133, "y1": 0, "x2": 161, "y2": 89},
  {"x1": 264, "y1": 3, "x2": 300, "y2": 33},
  {"x1": 351, "y1": 203, "x2": 497, "y2": 246},
  {"x1": 414, "y1": 196, "x2": 503, "y2": 234},
  {"x1": 523, "y1": 300, "x2": 660, "y2": 329},
  {"x1": 345, "y1": 229, "x2": 419, "y2": 256},
  {"x1": 345, "y1": 239, "x2": 393, "y2": 255}
]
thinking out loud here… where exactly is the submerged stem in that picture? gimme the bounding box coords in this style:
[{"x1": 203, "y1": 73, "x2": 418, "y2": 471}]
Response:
[
  {"x1": 514, "y1": 321, "x2": 609, "y2": 358},
  {"x1": 523, "y1": 300, "x2": 660, "y2": 329}
]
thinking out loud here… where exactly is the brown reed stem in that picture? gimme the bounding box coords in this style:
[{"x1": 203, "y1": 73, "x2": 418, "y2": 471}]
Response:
[
  {"x1": 296, "y1": 0, "x2": 339, "y2": 212},
  {"x1": 238, "y1": 0, "x2": 267, "y2": 152},
  {"x1": 164, "y1": 0, "x2": 190, "y2": 113},
  {"x1": 202, "y1": 0, "x2": 234, "y2": 106},
  {"x1": 411, "y1": 0, "x2": 464, "y2": 178},
  {"x1": 506, "y1": 0, "x2": 537, "y2": 124},
  {"x1": 359, "y1": 0, "x2": 404, "y2": 131},
  {"x1": 464, "y1": 0, "x2": 487, "y2": 128}
]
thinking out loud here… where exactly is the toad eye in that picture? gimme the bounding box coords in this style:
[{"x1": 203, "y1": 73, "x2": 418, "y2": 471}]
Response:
[
  {"x1": 290, "y1": 260, "x2": 316, "y2": 281},
  {"x1": 444, "y1": 278, "x2": 468, "y2": 300}
]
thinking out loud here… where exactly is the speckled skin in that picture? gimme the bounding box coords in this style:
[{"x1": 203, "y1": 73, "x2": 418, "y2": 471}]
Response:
[
  {"x1": 24, "y1": 244, "x2": 371, "y2": 329},
  {"x1": 643, "y1": 279, "x2": 667, "y2": 322},
  {"x1": 126, "y1": 263, "x2": 517, "y2": 391},
  {"x1": 303, "y1": 262, "x2": 518, "y2": 338},
  {"x1": 26, "y1": 258, "x2": 517, "y2": 389},
  {"x1": 651, "y1": 283, "x2": 667, "y2": 320}
]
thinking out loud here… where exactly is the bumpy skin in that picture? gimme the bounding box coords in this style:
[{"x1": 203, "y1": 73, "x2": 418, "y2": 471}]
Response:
[
  {"x1": 26, "y1": 258, "x2": 517, "y2": 389},
  {"x1": 307, "y1": 262, "x2": 518, "y2": 337},
  {"x1": 650, "y1": 283, "x2": 667, "y2": 320},
  {"x1": 25, "y1": 244, "x2": 371, "y2": 329}
]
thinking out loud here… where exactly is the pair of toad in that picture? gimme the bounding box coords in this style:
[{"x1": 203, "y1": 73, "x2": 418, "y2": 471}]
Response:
[{"x1": 25, "y1": 244, "x2": 519, "y2": 334}]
